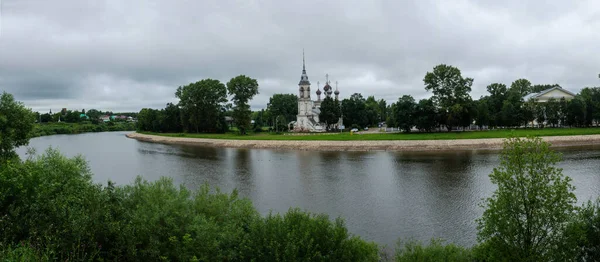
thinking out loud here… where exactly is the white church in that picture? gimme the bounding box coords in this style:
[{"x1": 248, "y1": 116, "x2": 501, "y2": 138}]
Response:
[{"x1": 291, "y1": 54, "x2": 343, "y2": 132}]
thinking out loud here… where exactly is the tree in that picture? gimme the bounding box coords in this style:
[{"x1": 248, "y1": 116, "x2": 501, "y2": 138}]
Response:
[
  {"x1": 486, "y1": 83, "x2": 509, "y2": 127},
  {"x1": 0, "y1": 92, "x2": 35, "y2": 160},
  {"x1": 579, "y1": 87, "x2": 600, "y2": 126},
  {"x1": 377, "y1": 99, "x2": 387, "y2": 123},
  {"x1": 364, "y1": 96, "x2": 379, "y2": 127},
  {"x1": 40, "y1": 113, "x2": 53, "y2": 123},
  {"x1": 474, "y1": 97, "x2": 491, "y2": 129},
  {"x1": 227, "y1": 75, "x2": 259, "y2": 135},
  {"x1": 266, "y1": 94, "x2": 298, "y2": 125},
  {"x1": 535, "y1": 102, "x2": 546, "y2": 128},
  {"x1": 65, "y1": 110, "x2": 81, "y2": 123},
  {"x1": 477, "y1": 137, "x2": 577, "y2": 261},
  {"x1": 566, "y1": 96, "x2": 586, "y2": 127},
  {"x1": 341, "y1": 93, "x2": 367, "y2": 128},
  {"x1": 545, "y1": 98, "x2": 561, "y2": 127},
  {"x1": 414, "y1": 99, "x2": 438, "y2": 132},
  {"x1": 176, "y1": 79, "x2": 228, "y2": 133},
  {"x1": 423, "y1": 64, "x2": 473, "y2": 131},
  {"x1": 393, "y1": 95, "x2": 416, "y2": 132},
  {"x1": 510, "y1": 78, "x2": 532, "y2": 97},
  {"x1": 162, "y1": 103, "x2": 183, "y2": 133},
  {"x1": 522, "y1": 99, "x2": 536, "y2": 128},
  {"x1": 318, "y1": 97, "x2": 341, "y2": 130}
]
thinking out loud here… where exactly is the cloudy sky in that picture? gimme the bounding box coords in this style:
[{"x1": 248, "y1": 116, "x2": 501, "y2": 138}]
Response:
[{"x1": 1, "y1": 0, "x2": 599, "y2": 113}]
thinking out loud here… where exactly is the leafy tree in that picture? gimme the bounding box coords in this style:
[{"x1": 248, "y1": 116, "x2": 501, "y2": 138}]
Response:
[
  {"x1": 0, "y1": 92, "x2": 35, "y2": 161},
  {"x1": 86, "y1": 109, "x2": 102, "y2": 120},
  {"x1": 414, "y1": 99, "x2": 438, "y2": 132},
  {"x1": 510, "y1": 78, "x2": 532, "y2": 97},
  {"x1": 176, "y1": 79, "x2": 228, "y2": 133},
  {"x1": 377, "y1": 99, "x2": 387, "y2": 123},
  {"x1": 364, "y1": 96, "x2": 379, "y2": 127},
  {"x1": 535, "y1": 102, "x2": 546, "y2": 128},
  {"x1": 65, "y1": 110, "x2": 82, "y2": 123},
  {"x1": 40, "y1": 113, "x2": 53, "y2": 123},
  {"x1": 545, "y1": 98, "x2": 561, "y2": 127},
  {"x1": 522, "y1": 99, "x2": 536, "y2": 128},
  {"x1": 341, "y1": 93, "x2": 367, "y2": 128},
  {"x1": 477, "y1": 137, "x2": 577, "y2": 261},
  {"x1": 486, "y1": 83, "x2": 509, "y2": 127},
  {"x1": 162, "y1": 103, "x2": 183, "y2": 133},
  {"x1": 559, "y1": 98, "x2": 569, "y2": 127},
  {"x1": 319, "y1": 97, "x2": 341, "y2": 130},
  {"x1": 569, "y1": 199, "x2": 600, "y2": 260},
  {"x1": 566, "y1": 96, "x2": 586, "y2": 127},
  {"x1": 393, "y1": 95, "x2": 416, "y2": 132},
  {"x1": 386, "y1": 103, "x2": 396, "y2": 127},
  {"x1": 474, "y1": 97, "x2": 491, "y2": 129},
  {"x1": 227, "y1": 75, "x2": 259, "y2": 135},
  {"x1": 501, "y1": 93, "x2": 523, "y2": 128},
  {"x1": 579, "y1": 87, "x2": 600, "y2": 126},
  {"x1": 266, "y1": 94, "x2": 298, "y2": 125},
  {"x1": 423, "y1": 64, "x2": 473, "y2": 131}
]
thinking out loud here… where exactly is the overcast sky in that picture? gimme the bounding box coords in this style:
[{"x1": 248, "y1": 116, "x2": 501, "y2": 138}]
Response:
[{"x1": 1, "y1": 0, "x2": 599, "y2": 113}]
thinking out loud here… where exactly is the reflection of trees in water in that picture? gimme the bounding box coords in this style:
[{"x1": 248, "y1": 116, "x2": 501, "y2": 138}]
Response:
[{"x1": 391, "y1": 150, "x2": 493, "y2": 246}]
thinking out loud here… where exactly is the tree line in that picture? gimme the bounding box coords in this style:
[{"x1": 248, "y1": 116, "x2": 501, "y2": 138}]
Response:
[
  {"x1": 36, "y1": 109, "x2": 137, "y2": 124},
  {"x1": 263, "y1": 64, "x2": 600, "y2": 133},
  {"x1": 137, "y1": 76, "x2": 259, "y2": 134},
  {"x1": 138, "y1": 65, "x2": 600, "y2": 134}
]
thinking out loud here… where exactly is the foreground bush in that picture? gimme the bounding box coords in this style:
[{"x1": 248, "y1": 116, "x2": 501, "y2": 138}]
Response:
[
  {"x1": 0, "y1": 149, "x2": 379, "y2": 261},
  {"x1": 395, "y1": 239, "x2": 473, "y2": 262}
]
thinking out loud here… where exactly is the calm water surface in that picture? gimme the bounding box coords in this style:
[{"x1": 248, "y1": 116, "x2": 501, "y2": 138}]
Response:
[{"x1": 17, "y1": 131, "x2": 600, "y2": 249}]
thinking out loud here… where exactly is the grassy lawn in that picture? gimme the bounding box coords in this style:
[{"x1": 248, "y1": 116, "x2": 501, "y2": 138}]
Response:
[{"x1": 141, "y1": 127, "x2": 600, "y2": 141}]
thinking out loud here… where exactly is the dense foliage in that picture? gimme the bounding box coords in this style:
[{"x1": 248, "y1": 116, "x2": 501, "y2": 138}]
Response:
[
  {"x1": 31, "y1": 122, "x2": 135, "y2": 137},
  {"x1": 0, "y1": 149, "x2": 379, "y2": 261},
  {"x1": 0, "y1": 92, "x2": 35, "y2": 160},
  {"x1": 266, "y1": 94, "x2": 298, "y2": 125},
  {"x1": 227, "y1": 75, "x2": 260, "y2": 135},
  {"x1": 395, "y1": 239, "x2": 473, "y2": 262},
  {"x1": 477, "y1": 137, "x2": 578, "y2": 261},
  {"x1": 319, "y1": 97, "x2": 342, "y2": 130}
]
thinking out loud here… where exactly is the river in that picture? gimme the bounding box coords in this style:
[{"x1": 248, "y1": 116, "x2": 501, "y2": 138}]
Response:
[{"x1": 16, "y1": 131, "x2": 600, "y2": 250}]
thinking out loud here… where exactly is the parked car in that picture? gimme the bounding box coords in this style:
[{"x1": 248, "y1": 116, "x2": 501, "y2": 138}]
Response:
[
  {"x1": 351, "y1": 128, "x2": 359, "y2": 132},
  {"x1": 364, "y1": 127, "x2": 369, "y2": 131}
]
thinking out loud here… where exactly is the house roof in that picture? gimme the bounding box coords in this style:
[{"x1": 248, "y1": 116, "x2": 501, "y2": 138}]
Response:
[{"x1": 524, "y1": 86, "x2": 576, "y2": 101}]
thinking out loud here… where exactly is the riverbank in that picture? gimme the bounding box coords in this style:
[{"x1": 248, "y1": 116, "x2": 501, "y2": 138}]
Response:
[
  {"x1": 126, "y1": 132, "x2": 600, "y2": 151},
  {"x1": 31, "y1": 122, "x2": 135, "y2": 138}
]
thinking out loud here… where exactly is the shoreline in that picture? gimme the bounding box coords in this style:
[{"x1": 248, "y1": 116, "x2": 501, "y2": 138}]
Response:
[{"x1": 125, "y1": 132, "x2": 600, "y2": 152}]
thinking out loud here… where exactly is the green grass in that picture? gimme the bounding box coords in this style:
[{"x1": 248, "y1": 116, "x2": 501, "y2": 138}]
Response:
[{"x1": 141, "y1": 127, "x2": 600, "y2": 141}]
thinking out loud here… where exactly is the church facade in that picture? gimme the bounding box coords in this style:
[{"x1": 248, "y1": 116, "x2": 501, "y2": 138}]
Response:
[{"x1": 292, "y1": 55, "x2": 342, "y2": 132}]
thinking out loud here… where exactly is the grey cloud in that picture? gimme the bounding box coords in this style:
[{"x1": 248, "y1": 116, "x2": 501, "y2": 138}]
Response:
[{"x1": 0, "y1": 0, "x2": 599, "y2": 112}]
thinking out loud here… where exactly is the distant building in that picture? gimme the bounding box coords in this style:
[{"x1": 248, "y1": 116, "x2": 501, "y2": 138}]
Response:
[
  {"x1": 292, "y1": 52, "x2": 342, "y2": 132},
  {"x1": 524, "y1": 86, "x2": 576, "y2": 102},
  {"x1": 100, "y1": 115, "x2": 111, "y2": 122}
]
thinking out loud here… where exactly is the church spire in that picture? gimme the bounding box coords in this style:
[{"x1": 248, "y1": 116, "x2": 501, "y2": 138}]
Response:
[
  {"x1": 302, "y1": 49, "x2": 306, "y2": 72},
  {"x1": 298, "y1": 50, "x2": 310, "y2": 86}
]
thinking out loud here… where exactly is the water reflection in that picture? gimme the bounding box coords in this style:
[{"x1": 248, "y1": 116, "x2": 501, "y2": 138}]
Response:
[{"x1": 16, "y1": 132, "x2": 600, "y2": 249}]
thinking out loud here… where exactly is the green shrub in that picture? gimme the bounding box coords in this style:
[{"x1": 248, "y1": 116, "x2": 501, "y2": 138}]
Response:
[
  {"x1": 0, "y1": 149, "x2": 379, "y2": 261},
  {"x1": 242, "y1": 208, "x2": 379, "y2": 261},
  {"x1": 395, "y1": 239, "x2": 473, "y2": 262}
]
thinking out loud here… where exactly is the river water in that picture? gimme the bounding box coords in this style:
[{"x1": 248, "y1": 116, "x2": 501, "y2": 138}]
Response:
[{"x1": 16, "y1": 131, "x2": 600, "y2": 249}]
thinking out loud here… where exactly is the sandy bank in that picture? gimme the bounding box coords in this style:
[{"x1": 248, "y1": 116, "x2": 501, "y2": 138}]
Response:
[{"x1": 125, "y1": 132, "x2": 600, "y2": 152}]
